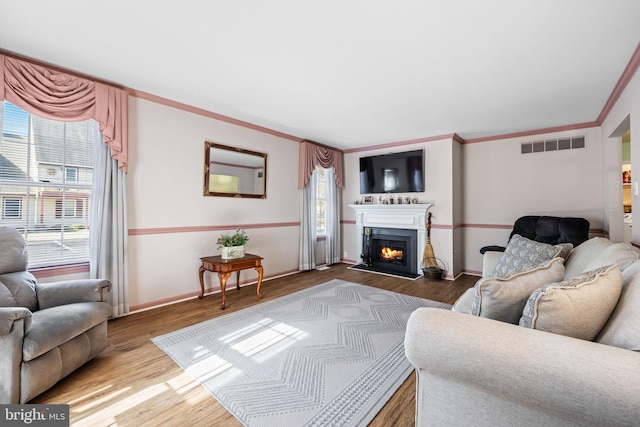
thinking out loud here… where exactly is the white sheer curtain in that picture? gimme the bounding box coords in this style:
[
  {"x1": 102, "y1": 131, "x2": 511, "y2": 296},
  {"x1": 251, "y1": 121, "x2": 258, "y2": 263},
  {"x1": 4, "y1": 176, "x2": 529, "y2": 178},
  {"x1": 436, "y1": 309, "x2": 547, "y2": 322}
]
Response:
[
  {"x1": 299, "y1": 170, "x2": 318, "y2": 271},
  {"x1": 325, "y1": 168, "x2": 341, "y2": 265},
  {"x1": 90, "y1": 135, "x2": 129, "y2": 317}
]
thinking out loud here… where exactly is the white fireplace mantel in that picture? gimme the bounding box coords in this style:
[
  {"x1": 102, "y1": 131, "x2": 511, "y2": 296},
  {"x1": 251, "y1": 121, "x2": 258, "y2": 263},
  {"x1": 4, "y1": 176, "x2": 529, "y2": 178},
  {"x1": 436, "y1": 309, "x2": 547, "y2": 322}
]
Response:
[
  {"x1": 349, "y1": 203, "x2": 432, "y2": 275},
  {"x1": 349, "y1": 204, "x2": 432, "y2": 230}
]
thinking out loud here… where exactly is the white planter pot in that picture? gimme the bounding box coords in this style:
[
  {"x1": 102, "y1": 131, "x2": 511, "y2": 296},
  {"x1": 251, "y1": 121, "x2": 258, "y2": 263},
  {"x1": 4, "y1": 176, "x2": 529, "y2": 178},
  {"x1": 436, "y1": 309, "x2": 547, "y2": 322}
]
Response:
[{"x1": 221, "y1": 245, "x2": 245, "y2": 259}]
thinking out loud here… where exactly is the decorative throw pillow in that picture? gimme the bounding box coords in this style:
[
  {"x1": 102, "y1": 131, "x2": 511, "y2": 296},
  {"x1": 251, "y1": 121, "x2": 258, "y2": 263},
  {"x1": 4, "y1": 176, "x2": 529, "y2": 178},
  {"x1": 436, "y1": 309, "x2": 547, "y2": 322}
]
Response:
[
  {"x1": 596, "y1": 261, "x2": 640, "y2": 351},
  {"x1": 519, "y1": 265, "x2": 622, "y2": 341},
  {"x1": 554, "y1": 243, "x2": 574, "y2": 261},
  {"x1": 491, "y1": 234, "x2": 563, "y2": 278},
  {"x1": 470, "y1": 257, "x2": 565, "y2": 324}
]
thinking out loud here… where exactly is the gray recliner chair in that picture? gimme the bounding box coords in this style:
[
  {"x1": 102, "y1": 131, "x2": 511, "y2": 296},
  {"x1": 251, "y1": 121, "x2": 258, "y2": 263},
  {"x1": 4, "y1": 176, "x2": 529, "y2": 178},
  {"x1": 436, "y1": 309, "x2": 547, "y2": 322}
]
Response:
[{"x1": 0, "y1": 227, "x2": 111, "y2": 403}]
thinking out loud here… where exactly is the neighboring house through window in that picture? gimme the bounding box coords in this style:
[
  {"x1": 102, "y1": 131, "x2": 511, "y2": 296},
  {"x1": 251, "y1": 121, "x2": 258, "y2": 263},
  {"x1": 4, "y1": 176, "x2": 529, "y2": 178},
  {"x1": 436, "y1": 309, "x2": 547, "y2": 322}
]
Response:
[{"x1": 0, "y1": 101, "x2": 97, "y2": 268}]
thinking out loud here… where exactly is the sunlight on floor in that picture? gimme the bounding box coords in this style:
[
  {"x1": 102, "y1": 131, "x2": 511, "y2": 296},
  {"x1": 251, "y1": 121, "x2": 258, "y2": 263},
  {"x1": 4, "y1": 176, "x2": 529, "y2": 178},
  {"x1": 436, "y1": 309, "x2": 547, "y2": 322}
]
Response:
[
  {"x1": 69, "y1": 318, "x2": 311, "y2": 425},
  {"x1": 67, "y1": 385, "x2": 114, "y2": 406},
  {"x1": 73, "y1": 386, "x2": 131, "y2": 412},
  {"x1": 70, "y1": 370, "x2": 216, "y2": 425},
  {"x1": 167, "y1": 371, "x2": 203, "y2": 395},
  {"x1": 71, "y1": 383, "x2": 169, "y2": 427},
  {"x1": 186, "y1": 354, "x2": 242, "y2": 386}
]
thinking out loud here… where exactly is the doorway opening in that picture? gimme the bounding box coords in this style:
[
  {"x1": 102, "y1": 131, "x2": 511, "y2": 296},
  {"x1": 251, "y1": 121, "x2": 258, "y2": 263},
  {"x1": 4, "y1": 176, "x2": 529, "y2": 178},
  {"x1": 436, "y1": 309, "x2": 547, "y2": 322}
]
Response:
[{"x1": 611, "y1": 114, "x2": 632, "y2": 244}]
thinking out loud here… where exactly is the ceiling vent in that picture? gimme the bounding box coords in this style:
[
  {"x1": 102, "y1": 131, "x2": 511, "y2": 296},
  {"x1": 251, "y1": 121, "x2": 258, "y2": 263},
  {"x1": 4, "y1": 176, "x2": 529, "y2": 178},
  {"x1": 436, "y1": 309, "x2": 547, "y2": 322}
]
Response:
[{"x1": 521, "y1": 136, "x2": 585, "y2": 154}]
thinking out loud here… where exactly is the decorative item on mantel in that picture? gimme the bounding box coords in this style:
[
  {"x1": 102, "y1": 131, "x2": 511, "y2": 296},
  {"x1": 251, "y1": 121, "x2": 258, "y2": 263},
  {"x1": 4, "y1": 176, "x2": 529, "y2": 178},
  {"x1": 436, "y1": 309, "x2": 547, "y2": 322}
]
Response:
[
  {"x1": 217, "y1": 229, "x2": 249, "y2": 259},
  {"x1": 421, "y1": 212, "x2": 443, "y2": 281}
]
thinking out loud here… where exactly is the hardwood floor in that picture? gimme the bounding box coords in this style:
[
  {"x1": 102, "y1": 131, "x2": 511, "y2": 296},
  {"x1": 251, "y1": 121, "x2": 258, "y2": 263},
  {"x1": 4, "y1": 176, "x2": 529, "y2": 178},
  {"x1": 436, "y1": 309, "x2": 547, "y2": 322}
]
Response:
[{"x1": 32, "y1": 264, "x2": 476, "y2": 426}]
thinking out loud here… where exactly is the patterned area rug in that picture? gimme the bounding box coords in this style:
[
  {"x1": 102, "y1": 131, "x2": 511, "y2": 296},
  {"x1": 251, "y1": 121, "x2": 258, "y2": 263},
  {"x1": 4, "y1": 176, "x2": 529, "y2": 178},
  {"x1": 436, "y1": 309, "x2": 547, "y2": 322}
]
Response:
[{"x1": 152, "y1": 279, "x2": 450, "y2": 427}]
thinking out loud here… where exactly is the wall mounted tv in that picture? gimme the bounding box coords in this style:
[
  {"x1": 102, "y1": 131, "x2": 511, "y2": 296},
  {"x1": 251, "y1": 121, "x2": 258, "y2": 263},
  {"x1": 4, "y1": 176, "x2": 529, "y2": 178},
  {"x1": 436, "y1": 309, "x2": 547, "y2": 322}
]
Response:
[{"x1": 359, "y1": 149, "x2": 425, "y2": 194}]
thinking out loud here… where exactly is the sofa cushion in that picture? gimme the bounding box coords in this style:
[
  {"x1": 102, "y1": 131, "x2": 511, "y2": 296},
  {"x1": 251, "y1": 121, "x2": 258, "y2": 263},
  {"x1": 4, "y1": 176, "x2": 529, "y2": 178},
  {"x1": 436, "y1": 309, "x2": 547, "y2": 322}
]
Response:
[
  {"x1": 596, "y1": 260, "x2": 640, "y2": 351},
  {"x1": 23, "y1": 301, "x2": 111, "y2": 362},
  {"x1": 564, "y1": 237, "x2": 613, "y2": 279},
  {"x1": 492, "y1": 234, "x2": 564, "y2": 278},
  {"x1": 582, "y1": 242, "x2": 638, "y2": 273},
  {"x1": 519, "y1": 265, "x2": 622, "y2": 341},
  {"x1": 470, "y1": 257, "x2": 565, "y2": 324}
]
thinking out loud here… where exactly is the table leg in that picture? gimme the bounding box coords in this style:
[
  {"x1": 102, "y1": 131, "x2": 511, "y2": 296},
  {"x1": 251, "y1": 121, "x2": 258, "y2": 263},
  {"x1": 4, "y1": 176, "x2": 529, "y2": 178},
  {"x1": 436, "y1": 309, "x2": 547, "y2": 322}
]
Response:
[
  {"x1": 236, "y1": 270, "x2": 241, "y2": 291},
  {"x1": 218, "y1": 272, "x2": 232, "y2": 309},
  {"x1": 198, "y1": 266, "x2": 206, "y2": 299},
  {"x1": 255, "y1": 266, "x2": 264, "y2": 299}
]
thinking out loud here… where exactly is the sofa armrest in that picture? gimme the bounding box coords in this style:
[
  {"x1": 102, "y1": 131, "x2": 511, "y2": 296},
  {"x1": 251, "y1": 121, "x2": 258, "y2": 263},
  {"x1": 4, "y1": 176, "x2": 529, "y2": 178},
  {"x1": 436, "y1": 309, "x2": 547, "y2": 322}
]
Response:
[
  {"x1": 36, "y1": 279, "x2": 111, "y2": 309},
  {"x1": 481, "y1": 250, "x2": 503, "y2": 277},
  {"x1": 405, "y1": 308, "x2": 640, "y2": 426}
]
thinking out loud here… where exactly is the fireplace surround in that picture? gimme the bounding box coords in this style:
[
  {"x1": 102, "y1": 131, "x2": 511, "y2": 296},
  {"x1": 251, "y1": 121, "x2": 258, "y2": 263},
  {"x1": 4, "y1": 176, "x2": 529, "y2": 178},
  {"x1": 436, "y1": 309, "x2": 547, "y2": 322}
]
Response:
[
  {"x1": 349, "y1": 203, "x2": 432, "y2": 278},
  {"x1": 361, "y1": 227, "x2": 418, "y2": 277}
]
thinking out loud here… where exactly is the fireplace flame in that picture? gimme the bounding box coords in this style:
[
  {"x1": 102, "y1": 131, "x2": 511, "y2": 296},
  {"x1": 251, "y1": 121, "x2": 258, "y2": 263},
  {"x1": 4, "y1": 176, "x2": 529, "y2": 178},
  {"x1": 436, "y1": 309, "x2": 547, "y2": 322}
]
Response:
[{"x1": 380, "y1": 246, "x2": 404, "y2": 260}]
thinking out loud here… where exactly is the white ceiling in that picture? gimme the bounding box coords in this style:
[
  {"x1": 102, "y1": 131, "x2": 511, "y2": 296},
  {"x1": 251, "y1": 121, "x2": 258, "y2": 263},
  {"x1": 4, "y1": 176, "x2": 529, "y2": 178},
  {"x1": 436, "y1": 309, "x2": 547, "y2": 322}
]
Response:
[{"x1": 1, "y1": 1, "x2": 639, "y2": 150}]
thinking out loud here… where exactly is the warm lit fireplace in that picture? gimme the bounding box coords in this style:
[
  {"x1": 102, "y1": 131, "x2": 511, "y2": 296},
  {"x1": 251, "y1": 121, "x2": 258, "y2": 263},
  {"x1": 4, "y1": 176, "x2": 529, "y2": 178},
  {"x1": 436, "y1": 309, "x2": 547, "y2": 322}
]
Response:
[
  {"x1": 349, "y1": 203, "x2": 432, "y2": 279},
  {"x1": 380, "y1": 245, "x2": 404, "y2": 261},
  {"x1": 361, "y1": 227, "x2": 418, "y2": 277}
]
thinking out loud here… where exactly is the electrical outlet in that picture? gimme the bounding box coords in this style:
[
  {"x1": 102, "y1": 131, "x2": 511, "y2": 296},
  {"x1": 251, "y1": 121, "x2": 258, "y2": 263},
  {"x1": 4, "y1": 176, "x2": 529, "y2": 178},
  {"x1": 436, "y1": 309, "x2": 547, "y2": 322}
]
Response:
[{"x1": 344, "y1": 251, "x2": 348, "y2": 258}]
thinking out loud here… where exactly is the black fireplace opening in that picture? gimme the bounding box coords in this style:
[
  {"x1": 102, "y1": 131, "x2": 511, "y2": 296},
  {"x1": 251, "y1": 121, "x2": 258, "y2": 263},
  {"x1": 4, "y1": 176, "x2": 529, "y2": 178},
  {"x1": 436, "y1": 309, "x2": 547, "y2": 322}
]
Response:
[{"x1": 359, "y1": 227, "x2": 419, "y2": 278}]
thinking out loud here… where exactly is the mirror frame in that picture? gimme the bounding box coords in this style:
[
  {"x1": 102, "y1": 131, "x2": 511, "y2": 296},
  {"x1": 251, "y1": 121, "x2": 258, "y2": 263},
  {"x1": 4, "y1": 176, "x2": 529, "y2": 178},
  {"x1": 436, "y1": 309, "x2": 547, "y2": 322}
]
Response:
[{"x1": 203, "y1": 141, "x2": 268, "y2": 199}]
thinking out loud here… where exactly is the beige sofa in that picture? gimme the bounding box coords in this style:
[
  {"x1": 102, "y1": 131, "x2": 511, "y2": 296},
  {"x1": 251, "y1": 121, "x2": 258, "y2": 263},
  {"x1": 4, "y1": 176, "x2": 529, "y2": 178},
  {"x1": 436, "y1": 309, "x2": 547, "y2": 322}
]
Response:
[{"x1": 405, "y1": 236, "x2": 640, "y2": 426}]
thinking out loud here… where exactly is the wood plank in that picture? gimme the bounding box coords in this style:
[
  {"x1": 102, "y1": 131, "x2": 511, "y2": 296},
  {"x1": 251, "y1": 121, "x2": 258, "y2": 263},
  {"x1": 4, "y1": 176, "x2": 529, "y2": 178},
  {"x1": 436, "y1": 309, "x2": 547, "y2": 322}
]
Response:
[{"x1": 31, "y1": 263, "x2": 476, "y2": 426}]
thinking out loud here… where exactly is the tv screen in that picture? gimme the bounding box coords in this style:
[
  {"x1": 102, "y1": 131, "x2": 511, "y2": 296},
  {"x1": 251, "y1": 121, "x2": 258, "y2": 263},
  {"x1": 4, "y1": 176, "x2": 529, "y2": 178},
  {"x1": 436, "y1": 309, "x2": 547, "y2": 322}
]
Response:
[{"x1": 359, "y1": 149, "x2": 424, "y2": 194}]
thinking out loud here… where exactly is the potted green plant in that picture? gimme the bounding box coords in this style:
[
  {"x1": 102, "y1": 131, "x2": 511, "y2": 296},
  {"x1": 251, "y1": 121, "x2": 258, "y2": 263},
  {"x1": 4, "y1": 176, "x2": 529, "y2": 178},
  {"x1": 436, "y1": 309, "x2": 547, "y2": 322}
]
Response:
[{"x1": 217, "y1": 229, "x2": 249, "y2": 259}]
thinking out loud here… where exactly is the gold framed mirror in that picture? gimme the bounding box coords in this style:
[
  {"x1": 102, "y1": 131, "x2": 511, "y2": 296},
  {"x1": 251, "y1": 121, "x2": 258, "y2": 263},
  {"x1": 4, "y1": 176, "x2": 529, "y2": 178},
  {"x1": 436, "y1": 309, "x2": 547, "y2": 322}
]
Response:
[{"x1": 204, "y1": 142, "x2": 267, "y2": 198}]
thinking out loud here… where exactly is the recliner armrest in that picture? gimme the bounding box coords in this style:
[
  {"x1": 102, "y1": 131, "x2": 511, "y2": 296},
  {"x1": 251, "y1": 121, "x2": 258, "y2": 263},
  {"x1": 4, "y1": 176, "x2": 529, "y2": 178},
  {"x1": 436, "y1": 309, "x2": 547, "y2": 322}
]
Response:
[
  {"x1": 0, "y1": 307, "x2": 31, "y2": 335},
  {"x1": 479, "y1": 245, "x2": 506, "y2": 254},
  {"x1": 36, "y1": 279, "x2": 111, "y2": 309},
  {"x1": 0, "y1": 307, "x2": 31, "y2": 404}
]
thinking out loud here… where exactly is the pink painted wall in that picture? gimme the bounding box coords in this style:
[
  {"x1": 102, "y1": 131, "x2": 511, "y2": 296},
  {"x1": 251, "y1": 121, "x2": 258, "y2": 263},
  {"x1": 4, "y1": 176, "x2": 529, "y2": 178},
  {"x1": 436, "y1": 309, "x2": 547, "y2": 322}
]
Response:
[
  {"x1": 125, "y1": 97, "x2": 301, "y2": 310},
  {"x1": 460, "y1": 126, "x2": 605, "y2": 274}
]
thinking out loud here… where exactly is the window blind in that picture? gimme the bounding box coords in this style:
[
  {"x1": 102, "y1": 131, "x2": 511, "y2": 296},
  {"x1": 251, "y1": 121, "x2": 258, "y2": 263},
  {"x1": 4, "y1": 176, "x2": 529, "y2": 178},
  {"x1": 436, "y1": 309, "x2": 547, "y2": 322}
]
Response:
[{"x1": 0, "y1": 101, "x2": 97, "y2": 268}]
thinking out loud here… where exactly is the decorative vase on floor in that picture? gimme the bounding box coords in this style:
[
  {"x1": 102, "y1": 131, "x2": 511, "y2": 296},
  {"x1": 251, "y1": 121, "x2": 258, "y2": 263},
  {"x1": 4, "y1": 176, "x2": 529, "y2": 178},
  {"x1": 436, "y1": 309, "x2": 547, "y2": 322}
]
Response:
[{"x1": 221, "y1": 245, "x2": 245, "y2": 259}]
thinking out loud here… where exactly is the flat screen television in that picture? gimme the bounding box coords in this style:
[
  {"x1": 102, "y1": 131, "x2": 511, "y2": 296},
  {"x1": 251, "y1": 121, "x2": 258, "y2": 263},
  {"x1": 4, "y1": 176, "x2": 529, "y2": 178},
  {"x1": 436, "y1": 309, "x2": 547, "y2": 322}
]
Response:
[{"x1": 359, "y1": 149, "x2": 424, "y2": 194}]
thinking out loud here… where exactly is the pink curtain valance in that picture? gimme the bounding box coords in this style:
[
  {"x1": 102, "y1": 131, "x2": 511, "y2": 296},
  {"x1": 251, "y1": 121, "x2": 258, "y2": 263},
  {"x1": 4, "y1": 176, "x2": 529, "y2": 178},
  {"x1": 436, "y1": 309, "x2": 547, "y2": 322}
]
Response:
[
  {"x1": 0, "y1": 54, "x2": 128, "y2": 172},
  {"x1": 298, "y1": 140, "x2": 343, "y2": 189}
]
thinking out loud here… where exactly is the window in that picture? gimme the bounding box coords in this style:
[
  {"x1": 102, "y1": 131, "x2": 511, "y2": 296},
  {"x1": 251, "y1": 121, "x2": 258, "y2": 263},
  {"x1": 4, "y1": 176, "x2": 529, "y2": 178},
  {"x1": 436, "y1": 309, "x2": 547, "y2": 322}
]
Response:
[
  {"x1": 315, "y1": 167, "x2": 326, "y2": 235},
  {"x1": 3, "y1": 197, "x2": 22, "y2": 218},
  {"x1": 55, "y1": 199, "x2": 82, "y2": 218},
  {"x1": 65, "y1": 167, "x2": 78, "y2": 182},
  {"x1": 0, "y1": 101, "x2": 97, "y2": 268}
]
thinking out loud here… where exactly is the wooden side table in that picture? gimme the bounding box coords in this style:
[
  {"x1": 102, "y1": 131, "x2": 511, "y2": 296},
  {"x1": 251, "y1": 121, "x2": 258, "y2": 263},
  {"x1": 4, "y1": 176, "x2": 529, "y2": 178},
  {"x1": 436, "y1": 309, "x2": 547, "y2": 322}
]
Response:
[{"x1": 198, "y1": 254, "x2": 264, "y2": 310}]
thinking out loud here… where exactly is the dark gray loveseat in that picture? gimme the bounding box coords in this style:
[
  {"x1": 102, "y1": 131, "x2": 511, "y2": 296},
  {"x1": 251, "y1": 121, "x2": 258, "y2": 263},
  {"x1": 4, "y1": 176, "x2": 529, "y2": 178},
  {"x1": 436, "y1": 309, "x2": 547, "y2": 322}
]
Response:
[{"x1": 0, "y1": 227, "x2": 111, "y2": 403}]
